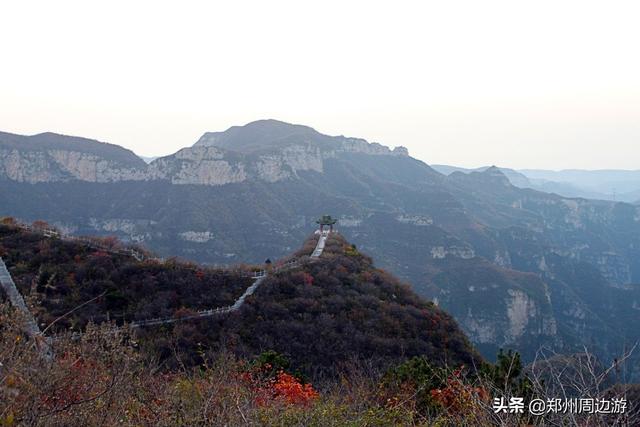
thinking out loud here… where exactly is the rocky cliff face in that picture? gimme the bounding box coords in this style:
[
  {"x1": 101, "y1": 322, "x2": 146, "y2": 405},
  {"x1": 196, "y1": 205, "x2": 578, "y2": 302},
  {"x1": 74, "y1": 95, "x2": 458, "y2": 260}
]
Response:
[
  {"x1": 0, "y1": 132, "x2": 147, "y2": 183},
  {"x1": 0, "y1": 147, "x2": 151, "y2": 183},
  {"x1": 427, "y1": 259, "x2": 563, "y2": 360},
  {"x1": 461, "y1": 287, "x2": 558, "y2": 348},
  {"x1": 0, "y1": 121, "x2": 407, "y2": 186}
]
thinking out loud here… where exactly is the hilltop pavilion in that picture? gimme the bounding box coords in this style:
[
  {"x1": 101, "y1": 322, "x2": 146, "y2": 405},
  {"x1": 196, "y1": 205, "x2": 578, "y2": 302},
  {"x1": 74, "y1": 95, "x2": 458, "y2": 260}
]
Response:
[{"x1": 316, "y1": 215, "x2": 337, "y2": 232}]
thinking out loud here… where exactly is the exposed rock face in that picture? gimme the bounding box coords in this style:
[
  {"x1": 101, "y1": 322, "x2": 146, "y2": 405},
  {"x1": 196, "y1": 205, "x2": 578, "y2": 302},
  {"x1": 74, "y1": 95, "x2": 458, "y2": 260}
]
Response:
[
  {"x1": 506, "y1": 289, "x2": 539, "y2": 341},
  {"x1": 332, "y1": 138, "x2": 403, "y2": 156},
  {"x1": 396, "y1": 214, "x2": 433, "y2": 226},
  {"x1": 0, "y1": 148, "x2": 148, "y2": 183},
  {"x1": 1, "y1": 121, "x2": 406, "y2": 186},
  {"x1": 435, "y1": 264, "x2": 560, "y2": 358},
  {"x1": 254, "y1": 145, "x2": 324, "y2": 182},
  {"x1": 338, "y1": 215, "x2": 365, "y2": 227},
  {"x1": 494, "y1": 250, "x2": 512, "y2": 267},
  {"x1": 430, "y1": 245, "x2": 475, "y2": 259},
  {"x1": 87, "y1": 218, "x2": 156, "y2": 243},
  {"x1": 47, "y1": 150, "x2": 142, "y2": 182},
  {"x1": 1, "y1": 149, "x2": 56, "y2": 183},
  {"x1": 146, "y1": 144, "x2": 325, "y2": 185},
  {"x1": 150, "y1": 147, "x2": 248, "y2": 186},
  {"x1": 0, "y1": 131, "x2": 147, "y2": 183},
  {"x1": 179, "y1": 231, "x2": 214, "y2": 243},
  {"x1": 174, "y1": 160, "x2": 246, "y2": 186},
  {"x1": 464, "y1": 314, "x2": 498, "y2": 344}
]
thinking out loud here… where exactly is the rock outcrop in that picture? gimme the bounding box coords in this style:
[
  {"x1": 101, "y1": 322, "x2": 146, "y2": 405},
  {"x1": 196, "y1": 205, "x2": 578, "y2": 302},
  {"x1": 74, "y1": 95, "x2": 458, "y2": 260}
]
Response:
[{"x1": 1, "y1": 121, "x2": 408, "y2": 186}]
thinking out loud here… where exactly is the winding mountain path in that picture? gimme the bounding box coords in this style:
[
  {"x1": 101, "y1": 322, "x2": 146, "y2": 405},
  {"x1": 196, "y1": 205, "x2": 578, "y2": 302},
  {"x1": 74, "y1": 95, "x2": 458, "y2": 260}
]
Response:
[
  {"x1": 132, "y1": 231, "x2": 331, "y2": 327},
  {"x1": 1, "y1": 224, "x2": 331, "y2": 331},
  {"x1": 131, "y1": 271, "x2": 271, "y2": 328}
]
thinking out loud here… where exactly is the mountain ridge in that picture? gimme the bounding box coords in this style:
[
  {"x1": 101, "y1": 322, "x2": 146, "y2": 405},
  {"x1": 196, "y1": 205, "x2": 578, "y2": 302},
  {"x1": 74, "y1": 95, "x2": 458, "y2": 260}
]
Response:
[
  {"x1": 433, "y1": 164, "x2": 640, "y2": 202},
  {"x1": 2, "y1": 120, "x2": 640, "y2": 379},
  {"x1": 0, "y1": 130, "x2": 145, "y2": 167},
  {"x1": 0, "y1": 221, "x2": 479, "y2": 376},
  {"x1": 0, "y1": 120, "x2": 412, "y2": 186},
  {"x1": 194, "y1": 119, "x2": 410, "y2": 156}
]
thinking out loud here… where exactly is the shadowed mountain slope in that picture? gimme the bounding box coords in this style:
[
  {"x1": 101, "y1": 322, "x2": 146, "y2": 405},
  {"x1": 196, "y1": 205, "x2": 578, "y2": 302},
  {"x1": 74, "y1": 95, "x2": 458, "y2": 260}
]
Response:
[{"x1": 0, "y1": 222, "x2": 479, "y2": 378}]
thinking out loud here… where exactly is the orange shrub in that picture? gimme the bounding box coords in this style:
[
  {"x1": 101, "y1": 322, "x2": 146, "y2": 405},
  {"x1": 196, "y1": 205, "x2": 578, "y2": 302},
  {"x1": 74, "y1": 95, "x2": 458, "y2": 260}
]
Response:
[
  {"x1": 429, "y1": 368, "x2": 489, "y2": 413},
  {"x1": 272, "y1": 371, "x2": 319, "y2": 405}
]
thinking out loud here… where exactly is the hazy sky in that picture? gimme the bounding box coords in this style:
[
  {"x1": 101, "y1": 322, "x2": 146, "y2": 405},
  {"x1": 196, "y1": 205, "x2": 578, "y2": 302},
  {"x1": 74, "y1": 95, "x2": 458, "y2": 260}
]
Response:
[{"x1": 1, "y1": 1, "x2": 639, "y2": 169}]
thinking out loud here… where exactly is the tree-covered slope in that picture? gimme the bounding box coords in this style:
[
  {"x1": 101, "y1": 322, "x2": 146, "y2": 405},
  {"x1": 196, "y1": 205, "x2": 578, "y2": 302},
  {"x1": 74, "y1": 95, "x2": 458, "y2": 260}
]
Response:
[
  {"x1": 0, "y1": 222, "x2": 252, "y2": 329},
  {"x1": 210, "y1": 232, "x2": 480, "y2": 377},
  {"x1": 0, "y1": 222, "x2": 479, "y2": 379}
]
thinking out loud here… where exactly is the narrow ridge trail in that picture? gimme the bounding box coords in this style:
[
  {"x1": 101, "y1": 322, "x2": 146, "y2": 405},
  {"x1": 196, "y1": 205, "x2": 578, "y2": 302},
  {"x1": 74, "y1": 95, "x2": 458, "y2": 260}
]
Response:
[{"x1": 0, "y1": 226, "x2": 332, "y2": 331}]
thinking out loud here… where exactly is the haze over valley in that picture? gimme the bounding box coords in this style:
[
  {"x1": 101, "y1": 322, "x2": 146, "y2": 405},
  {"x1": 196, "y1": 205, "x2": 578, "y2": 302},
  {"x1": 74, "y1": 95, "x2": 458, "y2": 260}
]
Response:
[{"x1": 2, "y1": 119, "x2": 640, "y2": 383}]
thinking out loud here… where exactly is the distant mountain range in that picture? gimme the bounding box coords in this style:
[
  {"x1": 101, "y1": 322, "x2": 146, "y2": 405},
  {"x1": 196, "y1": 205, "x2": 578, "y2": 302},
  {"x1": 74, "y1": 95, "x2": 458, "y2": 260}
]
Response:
[
  {"x1": 2, "y1": 119, "x2": 640, "y2": 378},
  {"x1": 432, "y1": 165, "x2": 640, "y2": 203}
]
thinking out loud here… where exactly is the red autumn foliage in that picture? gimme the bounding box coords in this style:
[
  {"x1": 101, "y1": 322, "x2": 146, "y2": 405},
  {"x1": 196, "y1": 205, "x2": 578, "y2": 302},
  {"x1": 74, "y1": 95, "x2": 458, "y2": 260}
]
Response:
[
  {"x1": 302, "y1": 272, "x2": 314, "y2": 286},
  {"x1": 429, "y1": 368, "x2": 489, "y2": 413},
  {"x1": 272, "y1": 371, "x2": 319, "y2": 405},
  {"x1": 242, "y1": 366, "x2": 319, "y2": 406},
  {"x1": 39, "y1": 354, "x2": 106, "y2": 411}
]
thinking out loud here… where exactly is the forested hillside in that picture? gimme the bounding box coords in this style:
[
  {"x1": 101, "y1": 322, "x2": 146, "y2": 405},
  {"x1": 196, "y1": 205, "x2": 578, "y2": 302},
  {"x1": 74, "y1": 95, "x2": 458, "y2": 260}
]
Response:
[{"x1": 0, "y1": 220, "x2": 478, "y2": 378}]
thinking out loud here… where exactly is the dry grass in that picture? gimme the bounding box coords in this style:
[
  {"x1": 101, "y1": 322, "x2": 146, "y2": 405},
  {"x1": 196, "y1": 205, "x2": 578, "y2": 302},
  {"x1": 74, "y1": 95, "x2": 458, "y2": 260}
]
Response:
[{"x1": 1, "y1": 301, "x2": 638, "y2": 426}]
